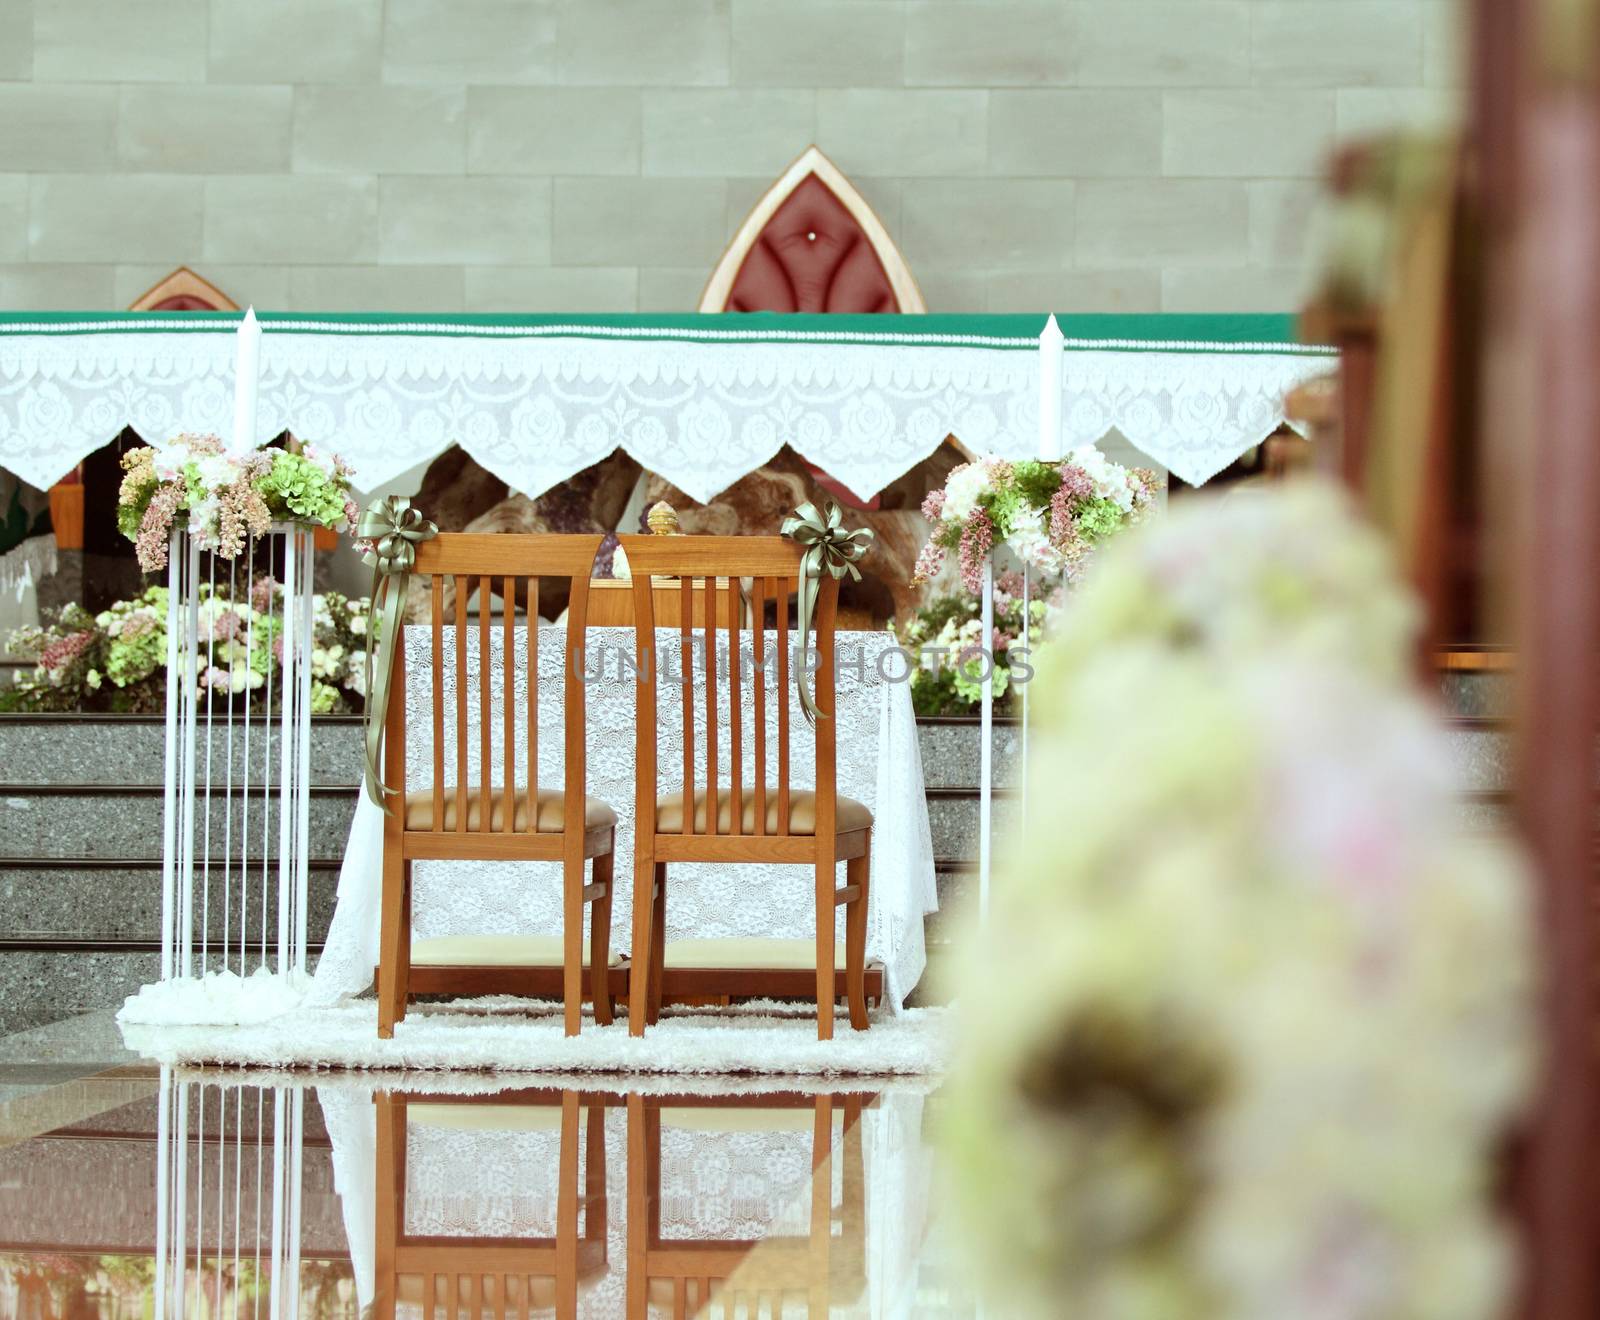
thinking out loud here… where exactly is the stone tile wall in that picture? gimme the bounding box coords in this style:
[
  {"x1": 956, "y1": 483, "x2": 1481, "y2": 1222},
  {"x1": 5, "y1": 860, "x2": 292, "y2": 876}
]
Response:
[{"x1": 0, "y1": 0, "x2": 1462, "y2": 313}]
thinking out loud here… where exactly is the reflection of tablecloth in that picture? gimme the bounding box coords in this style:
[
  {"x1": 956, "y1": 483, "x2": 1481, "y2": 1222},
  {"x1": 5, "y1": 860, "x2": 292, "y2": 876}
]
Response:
[
  {"x1": 317, "y1": 1083, "x2": 933, "y2": 1320},
  {"x1": 311, "y1": 627, "x2": 938, "y2": 1009}
]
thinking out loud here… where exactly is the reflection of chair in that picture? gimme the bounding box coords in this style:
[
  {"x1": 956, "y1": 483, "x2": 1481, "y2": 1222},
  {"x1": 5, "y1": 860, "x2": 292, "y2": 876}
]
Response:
[
  {"x1": 625, "y1": 1092, "x2": 868, "y2": 1319},
  {"x1": 619, "y1": 535, "x2": 873, "y2": 1041},
  {"x1": 377, "y1": 533, "x2": 616, "y2": 1039},
  {"x1": 373, "y1": 1089, "x2": 608, "y2": 1319}
]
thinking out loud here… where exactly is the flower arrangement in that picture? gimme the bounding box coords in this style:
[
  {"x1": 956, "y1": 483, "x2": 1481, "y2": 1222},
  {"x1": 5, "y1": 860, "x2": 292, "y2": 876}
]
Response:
[
  {"x1": 912, "y1": 447, "x2": 1158, "y2": 591},
  {"x1": 118, "y1": 435, "x2": 359, "y2": 574},
  {"x1": 944, "y1": 481, "x2": 1535, "y2": 1319},
  {"x1": 896, "y1": 571, "x2": 1054, "y2": 715},
  {"x1": 3, "y1": 581, "x2": 371, "y2": 715}
]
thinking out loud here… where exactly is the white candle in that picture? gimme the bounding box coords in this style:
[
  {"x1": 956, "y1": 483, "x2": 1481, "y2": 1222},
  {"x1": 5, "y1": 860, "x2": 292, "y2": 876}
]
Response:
[
  {"x1": 1037, "y1": 313, "x2": 1064, "y2": 461},
  {"x1": 230, "y1": 306, "x2": 262, "y2": 455}
]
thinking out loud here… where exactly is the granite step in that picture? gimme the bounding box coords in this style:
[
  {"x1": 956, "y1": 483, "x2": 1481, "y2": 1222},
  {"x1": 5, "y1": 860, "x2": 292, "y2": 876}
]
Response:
[
  {"x1": 0, "y1": 859, "x2": 341, "y2": 943},
  {"x1": 0, "y1": 949, "x2": 160, "y2": 1037},
  {"x1": 0, "y1": 714, "x2": 364, "y2": 788},
  {"x1": 0, "y1": 784, "x2": 358, "y2": 859}
]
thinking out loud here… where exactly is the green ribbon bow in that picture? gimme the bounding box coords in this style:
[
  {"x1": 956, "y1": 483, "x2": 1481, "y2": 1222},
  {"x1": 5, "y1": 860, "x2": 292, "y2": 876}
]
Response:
[
  {"x1": 780, "y1": 500, "x2": 874, "y2": 724},
  {"x1": 358, "y1": 496, "x2": 437, "y2": 810}
]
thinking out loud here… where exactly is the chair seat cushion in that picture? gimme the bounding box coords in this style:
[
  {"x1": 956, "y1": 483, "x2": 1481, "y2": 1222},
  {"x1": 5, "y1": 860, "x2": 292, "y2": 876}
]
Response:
[
  {"x1": 655, "y1": 788, "x2": 871, "y2": 835},
  {"x1": 411, "y1": 934, "x2": 622, "y2": 968},
  {"x1": 663, "y1": 937, "x2": 847, "y2": 971},
  {"x1": 404, "y1": 787, "x2": 616, "y2": 833},
  {"x1": 408, "y1": 1103, "x2": 566, "y2": 1132}
]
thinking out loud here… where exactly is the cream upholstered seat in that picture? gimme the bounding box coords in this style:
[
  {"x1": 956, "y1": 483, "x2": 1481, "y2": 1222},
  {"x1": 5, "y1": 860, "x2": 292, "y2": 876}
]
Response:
[
  {"x1": 411, "y1": 934, "x2": 623, "y2": 968},
  {"x1": 655, "y1": 788, "x2": 871, "y2": 836},
  {"x1": 403, "y1": 787, "x2": 616, "y2": 833},
  {"x1": 407, "y1": 1103, "x2": 566, "y2": 1132},
  {"x1": 663, "y1": 937, "x2": 847, "y2": 970}
]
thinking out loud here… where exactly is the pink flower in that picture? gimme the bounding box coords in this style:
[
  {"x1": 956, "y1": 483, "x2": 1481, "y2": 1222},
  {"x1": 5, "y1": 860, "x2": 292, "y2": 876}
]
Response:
[
  {"x1": 121, "y1": 613, "x2": 156, "y2": 640},
  {"x1": 251, "y1": 576, "x2": 277, "y2": 612},
  {"x1": 39, "y1": 630, "x2": 93, "y2": 676},
  {"x1": 921, "y1": 489, "x2": 946, "y2": 521},
  {"x1": 1058, "y1": 464, "x2": 1093, "y2": 502},
  {"x1": 957, "y1": 509, "x2": 994, "y2": 593},
  {"x1": 135, "y1": 482, "x2": 185, "y2": 573},
  {"x1": 213, "y1": 611, "x2": 241, "y2": 642},
  {"x1": 910, "y1": 541, "x2": 946, "y2": 587}
]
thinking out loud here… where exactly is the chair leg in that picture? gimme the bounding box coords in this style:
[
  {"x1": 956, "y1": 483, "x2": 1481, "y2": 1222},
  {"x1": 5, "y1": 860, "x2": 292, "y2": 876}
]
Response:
[
  {"x1": 377, "y1": 851, "x2": 409, "y2": 1039},
  {"x1": 846, "y1": 831, "x2": 871, "y2": 1031},
  {"x1": 563, "y1": 852, "x2": 584, "y2": 1038},
  {"x1": 816, "y1": 855, "x2": 836, "y2": 1041},
  {"x1": 647, "y1": 861, "x2": 667, "y2": 1025},
  {"x1": 628, "y1": 849, "x2": 655, "y2": 1037},
  {"x1": 590, "y1": 845, "x2": 614, "y2": 1027}
]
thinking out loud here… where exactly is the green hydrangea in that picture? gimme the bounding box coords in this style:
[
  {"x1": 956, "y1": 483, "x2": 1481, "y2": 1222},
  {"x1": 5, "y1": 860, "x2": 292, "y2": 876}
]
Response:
[
  {"x1": 105, "y1": 625, "x2": 164, "y2": 687},
  {"x1": 1075, "y1": 497, "x2": 1126, "y2": 542},
  {"x1": 310, "y1": 680, "x2": 342, "y2": 714},
  {"x1": 260, "y1": 452, "x2": 348, "y2": 527},
  {"x1": 951, "y1": 652, "x2": 1011, "y2": 707}
]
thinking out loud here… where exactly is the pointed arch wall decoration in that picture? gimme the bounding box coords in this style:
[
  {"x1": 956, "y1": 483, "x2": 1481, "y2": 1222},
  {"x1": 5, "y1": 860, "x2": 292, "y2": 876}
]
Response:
[
  {"x1": 129, "y1": 265, "x2": 238, "y2": 313},
  {"x1": 700, "y1": 147, "x2": 925, "y2": 315}
]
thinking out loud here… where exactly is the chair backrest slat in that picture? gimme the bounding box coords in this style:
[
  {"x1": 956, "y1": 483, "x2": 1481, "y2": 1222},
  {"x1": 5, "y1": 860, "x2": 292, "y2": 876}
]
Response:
[
  {"x1": 479, "y1": 576, "x2": 491, "y2": 832},
  {"x1": 431, "y1": 576, "x2": 444, "y2": 828},
  {"x1": 383, "y1": 535, "x2": 600, "y2": 838},
  {"x1": 776, "y1": 574, "x2": 791, "y2": 835},
  {"x1": 620, "y1": 537, "x2": 839, "y2": 852},
  {"x1": 502, "y1": 574, "x2": 514, "y2": 833},
  {"x1": 527, "y1": 577, "x2": 538, "y2": 833},
  {"x1": 455, "y1": 578, "x2": 468, "y2": 833},
  {"x1": 752, "y1": 577, "x2": 766, "y2": 838},
  {"x1": 680, "y1": 575, "x2": 695, "y2": 836},
  {"x1": 703, "y1": 576, "x2": 719, "y2": 836},
  {"x1": 727, "y1": 577, "x2": 742, "y2": 835}
]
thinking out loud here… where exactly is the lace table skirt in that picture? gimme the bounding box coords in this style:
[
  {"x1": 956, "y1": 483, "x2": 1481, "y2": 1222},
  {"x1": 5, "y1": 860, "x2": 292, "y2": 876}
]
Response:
[{"x1": 310, "y1": 627, "x2": 938, "y2": 1009}]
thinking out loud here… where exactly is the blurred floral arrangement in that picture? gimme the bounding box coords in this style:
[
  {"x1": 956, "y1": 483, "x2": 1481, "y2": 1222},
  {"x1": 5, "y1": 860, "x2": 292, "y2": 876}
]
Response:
[
  {"x1": 897, "y1": 571, "x2": 1054, "y2": 715},
  {"x1": 3, "y1": 580, "x2": 371, "y2": 715},
  {"x1": 912, "y1": 447, "x2": 1158, "y2": 590},
  {"x1": 118, "y1": 434, "x2": 358, "y2": 574},
  {"x1": 945, "y1": 482, "x2": 1535, "y2": 1319}
]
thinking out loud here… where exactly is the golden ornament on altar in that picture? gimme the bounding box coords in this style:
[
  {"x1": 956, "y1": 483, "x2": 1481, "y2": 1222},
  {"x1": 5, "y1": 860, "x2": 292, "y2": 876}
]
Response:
[{"x1": 647, "y1": 501, "x2": 680, "y2": 535}]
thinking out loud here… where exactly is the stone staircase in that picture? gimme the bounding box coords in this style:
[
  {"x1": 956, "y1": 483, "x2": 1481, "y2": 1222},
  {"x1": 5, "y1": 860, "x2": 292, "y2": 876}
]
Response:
[
  {"x1": 0, "y1": 674, "x2": 1509, "y2": 1036},
  {"x1": 0, "y1": 714, "x2": 359, "y2": 1036}
]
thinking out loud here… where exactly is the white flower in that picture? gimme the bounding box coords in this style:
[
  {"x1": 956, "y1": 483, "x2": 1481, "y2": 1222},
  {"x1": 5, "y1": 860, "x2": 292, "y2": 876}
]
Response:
[
  {"x1": 86, "y1": 669, "x2": 101, "y2": 690},
  {"x1": 194, "y1": 453, "x2": 242, "y2": 491},
  {"x1": 941, "y1": 463, "x2": 991, "y2": 522},
  {"x1": 349, "y1": 614, "x2": 367, "y2": 637},
  {"x1": 346, "y1": 650, "x2": 369, "y2": 697}
]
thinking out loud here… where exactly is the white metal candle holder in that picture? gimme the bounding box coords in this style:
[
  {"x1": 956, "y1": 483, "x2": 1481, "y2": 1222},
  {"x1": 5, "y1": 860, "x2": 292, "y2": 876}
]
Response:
[
  {"x1": 159, "y1": 522, "x2": 316, "y2": 989},
  {"x1": 153, "y1": 1067, "x2": 305, "y2": 1319},
  {"x1": 977, "y1": 316, "x2": 1060, "y2": 916}
]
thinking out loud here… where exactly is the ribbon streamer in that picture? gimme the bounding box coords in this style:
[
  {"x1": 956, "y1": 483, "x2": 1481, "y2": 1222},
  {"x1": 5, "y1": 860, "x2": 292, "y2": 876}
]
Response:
[
  {"x1": 358, "y1": 497, "x2": 437, "y2": 810},
  {"x1": 780, "y1": 500, "x2": 874, "y2": 724}
]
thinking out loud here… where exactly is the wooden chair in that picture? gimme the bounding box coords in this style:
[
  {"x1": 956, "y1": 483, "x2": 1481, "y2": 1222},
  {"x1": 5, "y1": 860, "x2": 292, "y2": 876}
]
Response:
[
  {"x1": 373, "y1": 1088, "x2": 608, "y2": 1319},
  {"x1": 624, "y1": 1091, "x2": 868, "y2": 1318},
  {"x1": 377, "y1": 533, "x2": 616, "y2": 1039},
  {"x1": 618, "y1": 535, "x2": 872, "y2": 1041}
]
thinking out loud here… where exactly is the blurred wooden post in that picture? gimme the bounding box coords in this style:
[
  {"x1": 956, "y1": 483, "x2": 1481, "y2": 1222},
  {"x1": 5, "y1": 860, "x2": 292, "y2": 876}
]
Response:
[{"x1": 1482, "y1": 0, "x2": 1600, "y2": 1312}]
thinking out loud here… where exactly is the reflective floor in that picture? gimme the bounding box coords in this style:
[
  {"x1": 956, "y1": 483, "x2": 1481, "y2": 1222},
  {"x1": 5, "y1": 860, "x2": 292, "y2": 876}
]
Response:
[{"x1": 0, "y1": 1012, "x2": 976, "y2": 1318}]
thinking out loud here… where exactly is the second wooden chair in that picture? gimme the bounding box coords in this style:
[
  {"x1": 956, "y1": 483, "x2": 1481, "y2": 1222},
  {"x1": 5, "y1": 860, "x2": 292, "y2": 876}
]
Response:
[{"x1": 619, "y1": 534, "x2": 873, "y2": 1041}]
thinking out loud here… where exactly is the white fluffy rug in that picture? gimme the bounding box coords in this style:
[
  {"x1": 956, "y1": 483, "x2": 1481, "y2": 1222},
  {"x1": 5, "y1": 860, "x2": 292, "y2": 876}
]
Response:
[{"x1": 121, "y1": 997, "x2": 950, "y2": 1077}]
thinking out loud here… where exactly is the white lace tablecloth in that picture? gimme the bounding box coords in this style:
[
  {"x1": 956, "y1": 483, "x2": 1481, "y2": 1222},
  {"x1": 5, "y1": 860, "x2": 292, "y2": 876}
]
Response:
[
  {"x1": 318, "y1": 1084, "x2": 933, "y2": 1319},
  {"x1": 311, "y1": 627, "x2": 938, "y2": 1009}
]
